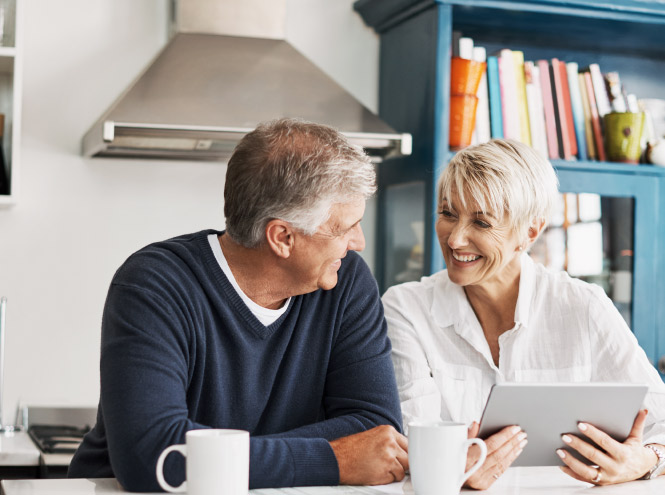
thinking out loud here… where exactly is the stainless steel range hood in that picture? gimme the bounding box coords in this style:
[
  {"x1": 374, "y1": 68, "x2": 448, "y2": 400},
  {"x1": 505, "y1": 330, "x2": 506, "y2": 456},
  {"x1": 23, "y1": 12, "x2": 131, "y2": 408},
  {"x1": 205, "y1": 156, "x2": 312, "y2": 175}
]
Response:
[{"x1": 82, "y1": 7, "x2": 411, "y2": 163}]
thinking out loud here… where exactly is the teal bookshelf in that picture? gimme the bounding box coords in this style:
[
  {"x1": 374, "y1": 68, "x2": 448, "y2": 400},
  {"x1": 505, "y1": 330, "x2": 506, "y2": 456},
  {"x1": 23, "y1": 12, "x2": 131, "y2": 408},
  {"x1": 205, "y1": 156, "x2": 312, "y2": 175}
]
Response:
[{"x1": 355, "y1": 0, "x2": 665, "y2": 375}]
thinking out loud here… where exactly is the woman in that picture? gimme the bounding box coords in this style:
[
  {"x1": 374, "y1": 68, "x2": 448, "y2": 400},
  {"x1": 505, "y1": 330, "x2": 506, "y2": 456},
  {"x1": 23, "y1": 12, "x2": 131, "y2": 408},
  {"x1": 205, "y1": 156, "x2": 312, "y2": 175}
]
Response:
[{"x1": 383, "y1": 139, "x2": 665, "y2": 489}]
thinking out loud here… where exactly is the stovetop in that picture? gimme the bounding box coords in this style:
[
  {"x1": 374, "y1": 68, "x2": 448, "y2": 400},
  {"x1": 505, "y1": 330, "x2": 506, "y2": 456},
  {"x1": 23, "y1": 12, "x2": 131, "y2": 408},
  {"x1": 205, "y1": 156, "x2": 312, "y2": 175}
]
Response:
[{"x1": 28, "y1": 425, "x2": 89, "y2": 454}]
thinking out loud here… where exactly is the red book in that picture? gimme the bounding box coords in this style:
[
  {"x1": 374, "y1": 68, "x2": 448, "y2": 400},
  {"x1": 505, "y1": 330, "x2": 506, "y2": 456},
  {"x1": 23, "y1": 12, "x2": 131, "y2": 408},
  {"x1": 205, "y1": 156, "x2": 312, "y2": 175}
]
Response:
[
  {"x1": 537, "y1": 60, "x2": 559, "y2": 160},
  {"x1": 551, "y1": 58, "x2": 573, "y2": 160},
  {"x1": 557, "y1": 60, "x2": 578, "y2": 157},
  {"x1": 583, "y1": 71, "x2": 607, "y2": 162}
]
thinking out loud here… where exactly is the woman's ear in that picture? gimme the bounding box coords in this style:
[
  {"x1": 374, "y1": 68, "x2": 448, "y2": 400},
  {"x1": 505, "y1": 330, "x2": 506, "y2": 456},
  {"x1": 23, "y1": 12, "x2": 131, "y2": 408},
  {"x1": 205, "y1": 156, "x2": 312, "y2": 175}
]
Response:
[
  {"x1": 265, "y1": 220, "x2": 295, "y2": 259},
  {"x1": 526, "y1": 218, "x2": 547, "y2": 245}
]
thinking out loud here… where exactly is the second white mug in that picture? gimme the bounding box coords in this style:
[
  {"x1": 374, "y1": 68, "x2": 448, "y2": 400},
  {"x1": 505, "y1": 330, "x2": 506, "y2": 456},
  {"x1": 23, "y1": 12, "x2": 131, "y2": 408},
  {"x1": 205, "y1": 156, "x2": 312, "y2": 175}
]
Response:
[
  {"x1": 156, "y1": 428, "x2": 249, "y2": 495},
  {"x1": 409, "y1": 421, "x2": 487, "y2": 495}
]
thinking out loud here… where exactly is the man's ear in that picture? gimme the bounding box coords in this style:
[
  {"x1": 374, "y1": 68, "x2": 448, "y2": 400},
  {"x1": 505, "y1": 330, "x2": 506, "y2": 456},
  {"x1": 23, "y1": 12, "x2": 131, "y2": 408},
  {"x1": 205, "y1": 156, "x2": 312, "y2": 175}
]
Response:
[{"x1": 265, "y1": 219, "x2": 295, "y2": 259}]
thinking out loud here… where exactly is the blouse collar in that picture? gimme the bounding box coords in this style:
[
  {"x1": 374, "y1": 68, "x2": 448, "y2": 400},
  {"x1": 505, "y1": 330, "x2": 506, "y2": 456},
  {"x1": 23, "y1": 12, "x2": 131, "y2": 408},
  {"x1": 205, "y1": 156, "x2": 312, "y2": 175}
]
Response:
[{"x1": 430, "y1": 253, "x2": 537, "y2": 331}]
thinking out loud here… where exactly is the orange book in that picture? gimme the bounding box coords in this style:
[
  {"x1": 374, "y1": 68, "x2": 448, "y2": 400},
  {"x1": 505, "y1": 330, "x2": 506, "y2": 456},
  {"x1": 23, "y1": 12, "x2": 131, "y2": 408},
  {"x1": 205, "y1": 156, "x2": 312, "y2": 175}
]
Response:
[
  {"x1": 583, "y1": 72, "x2": 606, "y2": 161},
  {"x1": 557, "y1": 60, "x2": 578, "y2": 157},
  {"x1": 550, "y1": 58, "x2": 572, "y2": 160}
]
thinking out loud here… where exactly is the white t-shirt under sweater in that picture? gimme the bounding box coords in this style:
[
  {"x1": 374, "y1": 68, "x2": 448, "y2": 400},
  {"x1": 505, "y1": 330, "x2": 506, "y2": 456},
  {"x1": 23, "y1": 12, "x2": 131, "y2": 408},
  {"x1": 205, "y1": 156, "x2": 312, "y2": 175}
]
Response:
[
  {"x1": 382, "y1": 253, "x2": 665, "y2": 445},
  {"x1": 208, "y1": 234, "x2": 289, "y2": 326}
]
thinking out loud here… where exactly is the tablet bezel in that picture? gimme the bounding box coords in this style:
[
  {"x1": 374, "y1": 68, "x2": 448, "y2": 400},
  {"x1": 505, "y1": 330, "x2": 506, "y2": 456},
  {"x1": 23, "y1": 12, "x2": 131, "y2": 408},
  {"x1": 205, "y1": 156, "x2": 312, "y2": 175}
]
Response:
[{"x1": 477, "y1": 383, "x2": 648, "y2": 466}]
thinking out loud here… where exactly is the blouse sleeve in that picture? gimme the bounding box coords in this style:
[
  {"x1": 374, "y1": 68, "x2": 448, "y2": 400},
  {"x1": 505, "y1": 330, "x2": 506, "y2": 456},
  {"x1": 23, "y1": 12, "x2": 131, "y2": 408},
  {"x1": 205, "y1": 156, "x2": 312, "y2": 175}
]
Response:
[
  {"x1": 382, "y1": 285, "x2": 442, "y2": 433},
  {"x1": 587, "y1": 284, "x2": 665, "y2": 445}
]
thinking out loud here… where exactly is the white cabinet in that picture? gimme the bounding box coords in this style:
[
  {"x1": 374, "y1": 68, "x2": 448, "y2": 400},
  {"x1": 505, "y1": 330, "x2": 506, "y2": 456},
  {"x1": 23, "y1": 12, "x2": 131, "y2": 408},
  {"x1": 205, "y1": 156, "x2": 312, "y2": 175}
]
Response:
[{"x1": 0, "y1": 0, "x2": 22, "y2": 207}]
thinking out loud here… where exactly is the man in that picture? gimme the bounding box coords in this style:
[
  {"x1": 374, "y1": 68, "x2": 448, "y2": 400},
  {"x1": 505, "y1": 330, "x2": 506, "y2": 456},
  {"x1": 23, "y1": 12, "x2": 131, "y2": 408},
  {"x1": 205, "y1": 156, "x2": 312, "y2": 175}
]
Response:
[{"x1": 68, "y1": 118, "x2": 408, "y2": 490}]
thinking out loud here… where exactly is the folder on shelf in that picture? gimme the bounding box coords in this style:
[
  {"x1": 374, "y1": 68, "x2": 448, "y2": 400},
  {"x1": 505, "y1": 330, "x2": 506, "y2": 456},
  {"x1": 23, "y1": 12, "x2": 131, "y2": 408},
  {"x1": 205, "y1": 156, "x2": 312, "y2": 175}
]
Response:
[
  {"x1": 537, "y1": 59, "x2": 560, "y2": 160},
  {"x1": 566, "y1": 62, "x2": 587, "y2": 161},
  {"x1": 487, "y1": 55, "x2": 503, "y2": 139}
]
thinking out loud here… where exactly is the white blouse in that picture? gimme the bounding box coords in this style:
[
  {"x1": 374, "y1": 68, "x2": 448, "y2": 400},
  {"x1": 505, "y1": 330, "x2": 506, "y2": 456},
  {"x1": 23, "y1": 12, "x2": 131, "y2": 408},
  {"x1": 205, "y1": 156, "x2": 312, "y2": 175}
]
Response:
[{"x1": 382, "y1": 253, "x2": 665, "y2": 445}]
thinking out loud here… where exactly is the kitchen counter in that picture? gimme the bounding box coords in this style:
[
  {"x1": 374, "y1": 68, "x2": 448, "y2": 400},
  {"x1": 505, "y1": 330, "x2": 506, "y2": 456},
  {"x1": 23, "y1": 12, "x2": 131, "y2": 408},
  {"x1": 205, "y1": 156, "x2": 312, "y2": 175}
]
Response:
[
  {"x1": 2, "y1": 467, "x2": 665, "y2": 495},
  {"x1": 0, "y1": 431, "x2": 40, "y2": 466}
]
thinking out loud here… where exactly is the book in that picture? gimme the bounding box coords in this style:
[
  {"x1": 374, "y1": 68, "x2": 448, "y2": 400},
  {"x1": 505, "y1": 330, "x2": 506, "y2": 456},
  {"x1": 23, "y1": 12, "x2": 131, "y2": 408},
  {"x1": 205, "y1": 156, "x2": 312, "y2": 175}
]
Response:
[
  {"x1": 583, "y1": 71, "x2": 607, "y2": 161},
  {"x1": 473, "y1": 46, "x2": 491, "y2": 144},
  {"x1": 588, "y1": 63, "x2": 612, "y2": 119},
  {"x1": 577, "y1": 72, "x2": 597, "y2": 160},
  {"x1": 487, "y1": 56, "x2": 503, "y2": 138},
  {"x1": 524, "y1": 61, "x2": 548, "y2": 158},
  {"x1": 557, "y1": 60, "x2": 578, "y2": 157},
  {"x1": 459, "y1": 37, "x2": 474, "y2": 60},
  {"x1": 537, "y1": 59, "x2": 559, "y2": 159},
  {"x1": 566, "y1": 62, "x2": 587, "y2": 161},
  {"x1": 499, "y1": 49, "x2": 520, "y2": 141},
  {"x1": 512, "y1": 50, "x2": 532, "y2": 145},
  {"x1": 550, "y1": 57, "x2": 573, "y2": 160},
  {"x1": 451, "y1": 31, "x2": 462, "y2": 58}
]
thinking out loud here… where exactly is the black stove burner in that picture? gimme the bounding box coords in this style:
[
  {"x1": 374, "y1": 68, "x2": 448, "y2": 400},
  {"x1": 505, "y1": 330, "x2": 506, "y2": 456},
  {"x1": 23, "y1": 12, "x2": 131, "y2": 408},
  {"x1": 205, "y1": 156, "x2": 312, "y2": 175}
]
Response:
[{"x1": 28, "y1": 424, "x2": 89, "y2": 454}]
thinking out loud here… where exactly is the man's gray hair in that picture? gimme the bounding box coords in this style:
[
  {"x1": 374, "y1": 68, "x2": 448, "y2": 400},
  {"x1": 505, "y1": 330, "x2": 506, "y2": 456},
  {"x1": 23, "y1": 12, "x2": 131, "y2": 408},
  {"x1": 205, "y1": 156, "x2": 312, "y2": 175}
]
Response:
[
  {"x1": 437, "y1": 139, "x2": 559, "y2": 237},
  {"x1": 224, "y1": 118, "x2": 376, "y2": 248}
]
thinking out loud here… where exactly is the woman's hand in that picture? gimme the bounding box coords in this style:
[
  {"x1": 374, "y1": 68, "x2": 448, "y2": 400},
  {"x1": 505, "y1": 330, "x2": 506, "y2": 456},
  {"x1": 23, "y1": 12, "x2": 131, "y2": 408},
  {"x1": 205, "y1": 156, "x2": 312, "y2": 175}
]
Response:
[
  {"x1": 557, "y1": 409, "x2": 658, "y2": 485},
  {"x1": 463, "y1": 422, "x2": 527, "y2": 490}
]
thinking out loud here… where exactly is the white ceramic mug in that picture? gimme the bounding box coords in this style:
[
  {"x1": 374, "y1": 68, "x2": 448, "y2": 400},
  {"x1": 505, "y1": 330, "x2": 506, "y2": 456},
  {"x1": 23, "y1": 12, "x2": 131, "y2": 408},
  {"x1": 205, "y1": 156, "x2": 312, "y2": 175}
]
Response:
[
  {"x1": 408, "y1": 421, "x2": 487, "y2": 495},
  {"x1": 156, "y1": 429, "x2": 249, "y2": 495}
]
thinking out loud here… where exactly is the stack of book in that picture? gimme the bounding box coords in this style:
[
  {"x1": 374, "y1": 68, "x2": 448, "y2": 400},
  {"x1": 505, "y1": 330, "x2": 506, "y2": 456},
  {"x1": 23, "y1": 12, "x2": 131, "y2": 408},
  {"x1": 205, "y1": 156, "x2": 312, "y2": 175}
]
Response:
[{"x1": 455, "y1": 36, "x2": 644, "y2": 163}]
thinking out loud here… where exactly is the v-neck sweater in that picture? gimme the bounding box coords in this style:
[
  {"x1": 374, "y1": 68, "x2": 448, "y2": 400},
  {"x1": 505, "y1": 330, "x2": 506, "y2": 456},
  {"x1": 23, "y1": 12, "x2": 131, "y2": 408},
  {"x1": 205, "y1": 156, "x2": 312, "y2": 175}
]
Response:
[{"x1": 68, "y1": 230, "x2": 402, "y2": 490}]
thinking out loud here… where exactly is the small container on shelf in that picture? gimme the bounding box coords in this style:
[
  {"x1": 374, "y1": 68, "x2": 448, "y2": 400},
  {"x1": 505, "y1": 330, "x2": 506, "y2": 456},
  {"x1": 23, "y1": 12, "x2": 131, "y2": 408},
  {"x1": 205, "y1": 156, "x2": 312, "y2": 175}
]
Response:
[
  {"x1": 449, "y1": 94, "x2": 479, "y2": 149},
  {"x1": 450, "y1": 56, "x2": 486, "y2": 95},
  {"x1": 603, "y1": 112, "x2": 645, "y2": 164},
  {"x1": 449, "y1": 56, "x2": 485, "y2": 150}
]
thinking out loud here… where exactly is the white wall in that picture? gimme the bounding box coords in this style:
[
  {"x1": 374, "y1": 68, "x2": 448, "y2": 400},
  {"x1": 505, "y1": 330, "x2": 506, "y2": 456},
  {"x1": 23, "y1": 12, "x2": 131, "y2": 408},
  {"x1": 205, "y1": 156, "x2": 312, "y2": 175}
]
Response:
[{"x1": 0, "y1": 0, "x2": 379, "y2": 421}]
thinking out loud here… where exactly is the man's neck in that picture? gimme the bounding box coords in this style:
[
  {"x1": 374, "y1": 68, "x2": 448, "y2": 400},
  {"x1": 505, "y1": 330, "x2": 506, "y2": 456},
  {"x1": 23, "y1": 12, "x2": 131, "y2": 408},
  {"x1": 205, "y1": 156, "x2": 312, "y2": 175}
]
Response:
[{"x1": 218, "y1": 234, "x2": 290, "y2": 310}]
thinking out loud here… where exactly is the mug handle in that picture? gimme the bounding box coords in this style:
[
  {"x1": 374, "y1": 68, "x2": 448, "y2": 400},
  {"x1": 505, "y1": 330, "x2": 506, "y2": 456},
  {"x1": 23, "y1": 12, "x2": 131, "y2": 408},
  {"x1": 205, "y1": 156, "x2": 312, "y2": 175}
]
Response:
[
  {"x1": 156, "y1": 444, "x2": 187, "y2": 493},
  {"x1": 460, "y1": 438, "x2": 487, "y2": 485}
]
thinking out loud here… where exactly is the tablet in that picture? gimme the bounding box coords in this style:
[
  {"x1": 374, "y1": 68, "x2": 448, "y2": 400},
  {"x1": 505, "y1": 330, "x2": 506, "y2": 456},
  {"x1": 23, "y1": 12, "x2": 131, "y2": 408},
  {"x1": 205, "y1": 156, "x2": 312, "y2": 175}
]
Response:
[{"x1": 477, "y1": 383, "x2": 648, "y2": 466}]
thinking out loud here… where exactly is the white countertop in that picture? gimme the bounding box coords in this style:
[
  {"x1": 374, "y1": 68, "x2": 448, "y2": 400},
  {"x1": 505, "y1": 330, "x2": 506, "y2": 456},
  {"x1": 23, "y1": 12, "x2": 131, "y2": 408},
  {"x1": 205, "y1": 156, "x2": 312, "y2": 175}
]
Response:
[
  {"x1": 2, "y1": 467, "x2": 665, "y2": 495},
  {"x1": 0, "y1": 431, "x2": 40, "y2": 466}
]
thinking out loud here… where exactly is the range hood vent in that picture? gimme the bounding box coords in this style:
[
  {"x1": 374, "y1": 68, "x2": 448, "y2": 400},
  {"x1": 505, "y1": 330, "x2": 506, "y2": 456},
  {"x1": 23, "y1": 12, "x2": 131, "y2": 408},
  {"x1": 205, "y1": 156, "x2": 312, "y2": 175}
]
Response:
[{"x1": 82, "y1": 33, "x2": 411, "y2": 162}]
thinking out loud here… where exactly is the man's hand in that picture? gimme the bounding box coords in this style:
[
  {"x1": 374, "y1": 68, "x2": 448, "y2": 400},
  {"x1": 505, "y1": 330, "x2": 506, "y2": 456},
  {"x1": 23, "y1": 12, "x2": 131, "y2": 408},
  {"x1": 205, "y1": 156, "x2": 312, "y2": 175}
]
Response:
[
  {"x1": 330, "y1": 425, "x2": 409, "y2": 485},
  {"x1": 464, "y1": 422, "x2": 527, "y2": 490}
]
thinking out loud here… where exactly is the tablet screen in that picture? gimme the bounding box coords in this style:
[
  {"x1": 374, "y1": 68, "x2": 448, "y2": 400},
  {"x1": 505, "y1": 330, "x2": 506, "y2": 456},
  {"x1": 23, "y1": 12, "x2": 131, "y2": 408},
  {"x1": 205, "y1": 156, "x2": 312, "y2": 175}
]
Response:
[{"x1": 477, "y1": 383, "x2": 648, "y2": 466}]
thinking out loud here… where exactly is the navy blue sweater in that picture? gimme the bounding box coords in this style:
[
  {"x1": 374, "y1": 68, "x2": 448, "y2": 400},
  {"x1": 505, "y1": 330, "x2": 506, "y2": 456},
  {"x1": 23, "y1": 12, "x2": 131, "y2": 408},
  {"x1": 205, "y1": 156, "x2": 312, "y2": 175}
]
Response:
[{"x1": 68, "y1": 230, "x2": 402, "y2": 490}]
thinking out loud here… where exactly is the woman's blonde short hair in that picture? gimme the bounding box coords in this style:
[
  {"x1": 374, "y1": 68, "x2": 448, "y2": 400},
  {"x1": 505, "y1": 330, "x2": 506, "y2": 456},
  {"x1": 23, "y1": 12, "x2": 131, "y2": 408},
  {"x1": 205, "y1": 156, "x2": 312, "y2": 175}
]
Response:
[{"x1": 437, "y1": 139, "x2": 559, "y2": 237}]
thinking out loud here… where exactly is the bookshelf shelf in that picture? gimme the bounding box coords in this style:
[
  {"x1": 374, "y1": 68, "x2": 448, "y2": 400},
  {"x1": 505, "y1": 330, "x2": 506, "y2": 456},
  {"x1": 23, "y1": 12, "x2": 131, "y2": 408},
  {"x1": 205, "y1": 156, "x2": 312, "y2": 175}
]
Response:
[
  {"x1": 553, "y1": 160, "x2": 665, "y2": 177},
  {"x1": 356, "y1": 0, "x2": 665, "y2": 372}
]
